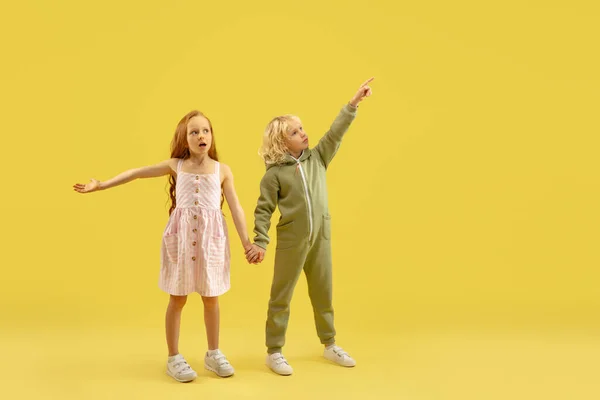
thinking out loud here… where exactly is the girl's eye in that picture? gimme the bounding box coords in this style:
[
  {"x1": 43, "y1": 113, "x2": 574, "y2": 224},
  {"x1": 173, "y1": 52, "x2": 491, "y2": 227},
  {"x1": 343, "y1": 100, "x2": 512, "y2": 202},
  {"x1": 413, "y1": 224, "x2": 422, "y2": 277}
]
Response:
[
  {"x1": 203, "y1": 129, "x2": 209, "y2": 134},
  {"x1": 190, "y1": 130, "x2": 198, "y2": 135}
]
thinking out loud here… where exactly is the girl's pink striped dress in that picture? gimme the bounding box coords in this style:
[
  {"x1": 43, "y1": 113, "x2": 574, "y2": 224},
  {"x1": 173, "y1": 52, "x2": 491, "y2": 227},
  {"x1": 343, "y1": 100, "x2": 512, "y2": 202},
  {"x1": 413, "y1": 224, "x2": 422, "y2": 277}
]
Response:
[{"x1": 159, "y1": 159, "x2": 230, "y2": 297}]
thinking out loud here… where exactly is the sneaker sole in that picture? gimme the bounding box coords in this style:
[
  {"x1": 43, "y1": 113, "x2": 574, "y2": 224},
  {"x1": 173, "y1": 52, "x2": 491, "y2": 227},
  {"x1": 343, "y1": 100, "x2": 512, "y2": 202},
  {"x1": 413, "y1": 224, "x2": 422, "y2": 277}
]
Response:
[
  {"x1": 204, "y1": 363, "x2": 234, "y2": 378},
  {"x1": 166, "y1": 369, "x2": 197, "y2": 383},
  {"x1": 266, "y1": 363, "x2": 293, "y2": 376},
  {"x1": 324, "y1": 355, "x2": 356, "y2": 368}
]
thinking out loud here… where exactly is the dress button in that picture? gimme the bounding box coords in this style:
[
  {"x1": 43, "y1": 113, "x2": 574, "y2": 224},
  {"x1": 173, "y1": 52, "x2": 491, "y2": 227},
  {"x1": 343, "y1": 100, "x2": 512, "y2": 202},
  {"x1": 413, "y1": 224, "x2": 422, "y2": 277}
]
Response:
[
  {"x1": 195, "y1": 189, "x2": 199, "y2": 193},
  {"x1": 192, "y1": 256, "x2": 196, "y2": 261},
  {"x1": 193, "y1": 215, "x2": 197, "y2": 220},
  {"x1": 194, "y1": 201, "x2": 198, "y2": 205},
  {"x1": 196, "y1": 175, "x2": 199, "y2": 180},
  {"x1": 193, "y1": 228, "x2": 197, "y2": 233},
  {"x1": 192, "y1": 241, "x2": 197, "y2": 246}
]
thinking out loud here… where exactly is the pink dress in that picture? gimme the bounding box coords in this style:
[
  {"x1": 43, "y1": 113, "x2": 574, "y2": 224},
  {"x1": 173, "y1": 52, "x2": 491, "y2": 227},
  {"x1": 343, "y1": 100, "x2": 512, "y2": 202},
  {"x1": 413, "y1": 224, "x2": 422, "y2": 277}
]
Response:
[{"x1": 159, "y1": 159, "x2": 230, "y2": 297}]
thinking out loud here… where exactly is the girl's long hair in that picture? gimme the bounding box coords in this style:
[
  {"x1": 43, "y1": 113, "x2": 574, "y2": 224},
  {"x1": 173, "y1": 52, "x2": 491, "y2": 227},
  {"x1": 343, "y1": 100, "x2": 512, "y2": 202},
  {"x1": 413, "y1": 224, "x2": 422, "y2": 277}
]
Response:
[{"x1": 168, "y1": 110, "x2": 221, "y2": 215}]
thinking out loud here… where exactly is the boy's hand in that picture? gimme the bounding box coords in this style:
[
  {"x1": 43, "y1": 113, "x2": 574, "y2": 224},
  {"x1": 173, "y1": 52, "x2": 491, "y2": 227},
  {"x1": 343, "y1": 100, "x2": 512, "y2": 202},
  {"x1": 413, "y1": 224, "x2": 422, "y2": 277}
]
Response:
[{"x1": 349, "y1": 77, "x2": 374, "y2": 107}]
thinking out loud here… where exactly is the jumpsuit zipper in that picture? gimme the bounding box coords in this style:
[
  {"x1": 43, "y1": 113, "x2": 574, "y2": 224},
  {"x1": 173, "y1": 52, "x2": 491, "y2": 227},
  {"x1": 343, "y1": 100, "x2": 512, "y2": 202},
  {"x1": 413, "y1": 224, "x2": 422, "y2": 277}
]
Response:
[{"x1": 293, "y1": 155, "x2": 313, "y2": 241}]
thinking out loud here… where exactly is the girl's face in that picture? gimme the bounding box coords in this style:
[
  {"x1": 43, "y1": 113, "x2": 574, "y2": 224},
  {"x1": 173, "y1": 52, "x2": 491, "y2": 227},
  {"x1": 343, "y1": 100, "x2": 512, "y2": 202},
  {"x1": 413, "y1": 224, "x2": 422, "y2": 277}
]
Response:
[
  {"x1": 285, "y1": 118, "x2": 309, "y2": 156},
  {"x1": 186, "y1": 116, "x2": 212, "y2": 155}
]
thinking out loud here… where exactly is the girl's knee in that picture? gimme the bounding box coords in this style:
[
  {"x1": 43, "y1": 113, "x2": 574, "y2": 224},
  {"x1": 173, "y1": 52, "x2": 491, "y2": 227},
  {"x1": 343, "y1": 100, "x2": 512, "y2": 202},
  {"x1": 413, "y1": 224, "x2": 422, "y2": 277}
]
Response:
[
  {"x1": 201, "y1": 296, "x2": 219, "y2": 309},
  {"x1": 169, "y1": 295, "x2": 188, "y2": 309}
]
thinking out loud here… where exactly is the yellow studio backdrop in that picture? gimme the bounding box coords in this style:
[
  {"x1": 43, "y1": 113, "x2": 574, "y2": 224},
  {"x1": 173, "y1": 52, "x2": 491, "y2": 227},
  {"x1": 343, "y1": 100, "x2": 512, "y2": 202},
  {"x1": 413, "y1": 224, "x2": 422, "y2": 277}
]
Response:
[{"x1": 1, "y1": 1, "x2": 599, "y2": 399}]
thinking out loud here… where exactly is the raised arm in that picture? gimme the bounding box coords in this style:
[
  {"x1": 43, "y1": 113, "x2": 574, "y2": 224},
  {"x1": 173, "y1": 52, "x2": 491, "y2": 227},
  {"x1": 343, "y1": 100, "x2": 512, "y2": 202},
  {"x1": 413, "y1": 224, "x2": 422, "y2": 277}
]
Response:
[
  {"x1": 73, "y1": 158, "x2": 178, "y2": 194},
  {"x1": 313, "y1": 77, "x2": 374, "y2": 168}
]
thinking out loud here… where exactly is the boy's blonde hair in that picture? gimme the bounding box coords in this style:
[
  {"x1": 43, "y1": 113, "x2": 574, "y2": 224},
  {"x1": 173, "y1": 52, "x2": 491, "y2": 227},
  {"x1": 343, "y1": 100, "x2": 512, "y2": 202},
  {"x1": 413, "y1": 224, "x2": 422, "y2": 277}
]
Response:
[{"x1": 259, "y1": 115, "x2": 299, "y2": 165}]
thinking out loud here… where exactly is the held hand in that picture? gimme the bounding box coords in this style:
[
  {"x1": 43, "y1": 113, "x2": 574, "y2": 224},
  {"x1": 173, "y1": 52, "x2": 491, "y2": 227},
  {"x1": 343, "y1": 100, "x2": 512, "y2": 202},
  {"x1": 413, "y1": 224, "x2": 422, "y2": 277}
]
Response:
[
  {"x1": 245, "y1": 244, "x2": 258, "y2": 264},
  {"x1": 243, "y1": 241, "x2": 254, "y2": 258},
  {"x1": 349, "y1": 77, "x2": 374, "y2": 107},
  {"x1": 253, "y1": 246, "x2": 266, "y2": 264},
  {"x1": 245, "y1": 244, "x2": 265, "y2": 264},
  {"x1": 244, "y1": 245, "x2": 257, "y2": 263},
  {"x1": 73, "y1": 179, "x2": 102, "y2": 194}
]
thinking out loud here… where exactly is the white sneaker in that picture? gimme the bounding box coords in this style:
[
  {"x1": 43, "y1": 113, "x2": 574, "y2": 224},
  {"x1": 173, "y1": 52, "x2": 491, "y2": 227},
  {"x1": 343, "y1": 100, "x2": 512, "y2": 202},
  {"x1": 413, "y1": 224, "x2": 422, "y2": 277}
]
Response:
[
  {"x1": 324, "y1": 345, "x2": 356, "y2": 367},
  {"x1": 266, "y1": 352, "x2": 293, "y2": 376},
  {"x1": 204, "y1": 349, "x2": 235, "y2": 377},
  {"x1": 166, "y1": 354, "x2": 198, "y2": 382}
]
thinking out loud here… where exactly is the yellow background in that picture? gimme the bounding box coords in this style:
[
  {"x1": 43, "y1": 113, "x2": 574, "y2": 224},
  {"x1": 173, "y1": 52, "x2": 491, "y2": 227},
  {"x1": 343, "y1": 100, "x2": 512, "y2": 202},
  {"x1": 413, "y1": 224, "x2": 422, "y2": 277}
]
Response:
[{"x1": 1, "y1": 0, "x2": 599, "y2": 399}]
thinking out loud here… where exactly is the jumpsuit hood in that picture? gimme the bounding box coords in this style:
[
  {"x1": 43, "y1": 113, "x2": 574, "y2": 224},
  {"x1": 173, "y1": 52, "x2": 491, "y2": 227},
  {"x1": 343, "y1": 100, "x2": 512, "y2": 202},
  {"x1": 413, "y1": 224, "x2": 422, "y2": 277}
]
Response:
[{"x1": 266, "y1": 150, "x2": 311, "y2": 170}]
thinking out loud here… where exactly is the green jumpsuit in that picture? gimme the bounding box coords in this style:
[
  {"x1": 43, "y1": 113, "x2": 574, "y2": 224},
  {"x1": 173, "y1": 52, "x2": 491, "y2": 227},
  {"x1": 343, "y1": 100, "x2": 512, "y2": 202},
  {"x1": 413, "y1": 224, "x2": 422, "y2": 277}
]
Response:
[{"x1": 253, "y1": 104, "x2": 358, "y2": 354}]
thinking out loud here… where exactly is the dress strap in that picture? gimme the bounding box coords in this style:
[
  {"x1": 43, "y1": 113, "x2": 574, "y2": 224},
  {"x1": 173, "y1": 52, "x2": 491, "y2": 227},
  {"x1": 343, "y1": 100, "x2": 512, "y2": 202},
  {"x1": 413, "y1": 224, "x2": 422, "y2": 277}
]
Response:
[
  {"x1": 177, "y1": 159, "x2": 183, "y2": 173},
  {"x1": 214, "y1": 161, "x2": 220, "y2": 176}
]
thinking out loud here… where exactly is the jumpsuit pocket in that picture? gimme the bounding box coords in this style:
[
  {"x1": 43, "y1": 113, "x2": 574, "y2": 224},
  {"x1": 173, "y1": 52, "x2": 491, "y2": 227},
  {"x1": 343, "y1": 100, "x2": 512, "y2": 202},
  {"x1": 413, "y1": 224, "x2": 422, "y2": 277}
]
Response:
[
  {"x1": 207, "y1": 236, "x2": 227, "y2": 269},
  {"x1": 276, "y1": 221, "x2": 296, "y2": 250},
  {"x1": 322, "y1": 215, "x2": 331, "y2": 240},
  {"x1": 163, "y1": 234, "x2": 179, "y2": 264}
]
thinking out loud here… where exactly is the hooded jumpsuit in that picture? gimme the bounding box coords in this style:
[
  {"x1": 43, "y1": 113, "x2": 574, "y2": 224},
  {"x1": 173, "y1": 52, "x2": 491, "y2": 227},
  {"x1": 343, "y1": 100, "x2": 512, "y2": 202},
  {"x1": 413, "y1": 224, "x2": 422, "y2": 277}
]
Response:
[{"x1": 253, "y1": 104, "x2": 357, "y2": 354}]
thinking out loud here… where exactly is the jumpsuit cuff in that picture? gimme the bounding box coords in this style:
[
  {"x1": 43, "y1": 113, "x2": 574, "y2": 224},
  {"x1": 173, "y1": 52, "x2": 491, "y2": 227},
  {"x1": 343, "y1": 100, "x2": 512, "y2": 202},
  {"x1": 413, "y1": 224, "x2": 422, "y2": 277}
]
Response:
[
  {"x1": 254, "y1": 241, "x2": 268, "y2": 250},
  {"x1": 344, "y1": 103, "x2": 358, "y2": 114}
]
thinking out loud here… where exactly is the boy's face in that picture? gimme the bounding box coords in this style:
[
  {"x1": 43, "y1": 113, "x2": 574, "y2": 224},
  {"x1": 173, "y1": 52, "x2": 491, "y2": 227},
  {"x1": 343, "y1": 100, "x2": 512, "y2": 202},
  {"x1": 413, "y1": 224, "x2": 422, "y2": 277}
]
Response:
[{"x1": 285, "y1": 118, "x2": 309, "y2": 155}]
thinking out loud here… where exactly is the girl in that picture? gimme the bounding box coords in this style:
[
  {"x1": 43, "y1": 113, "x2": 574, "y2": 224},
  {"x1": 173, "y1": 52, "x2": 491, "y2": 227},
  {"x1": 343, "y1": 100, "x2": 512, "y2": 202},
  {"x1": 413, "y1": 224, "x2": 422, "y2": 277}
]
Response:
[
  {"x1": 74, "y1": 110, "x2": 253, "y2": 382},
  {"x1": 245, "y1": 78, "x2": 374, "y2": 375}
]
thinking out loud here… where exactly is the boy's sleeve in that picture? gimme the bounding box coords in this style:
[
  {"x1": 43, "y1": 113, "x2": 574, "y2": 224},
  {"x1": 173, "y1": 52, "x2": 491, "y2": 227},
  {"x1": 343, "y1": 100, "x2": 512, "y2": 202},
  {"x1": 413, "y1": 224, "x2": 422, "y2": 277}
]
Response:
[
  {"x1": 253, "y1": 168, "x2": 279, "y2": 250},
  {"x1": 313, "y1": 103, "x2": 358, "y2": 168}
]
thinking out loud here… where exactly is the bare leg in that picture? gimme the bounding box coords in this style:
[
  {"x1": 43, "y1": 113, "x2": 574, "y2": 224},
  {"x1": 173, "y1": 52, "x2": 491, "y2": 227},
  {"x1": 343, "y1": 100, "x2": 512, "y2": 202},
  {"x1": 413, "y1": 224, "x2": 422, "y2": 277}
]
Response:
[
  {"x1": 165, "y1": 295, "x2": 187, "y2": 356},
  {"x1": 202, "y1": 296, "x2": 220, "y2": 350}
]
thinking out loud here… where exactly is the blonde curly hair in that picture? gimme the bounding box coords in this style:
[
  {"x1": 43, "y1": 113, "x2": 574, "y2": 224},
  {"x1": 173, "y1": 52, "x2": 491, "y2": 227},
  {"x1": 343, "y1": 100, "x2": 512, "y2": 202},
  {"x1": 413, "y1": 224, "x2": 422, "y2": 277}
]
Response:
[{"x1": 259, "y1": 114, "x2": 300, "y2": 165}]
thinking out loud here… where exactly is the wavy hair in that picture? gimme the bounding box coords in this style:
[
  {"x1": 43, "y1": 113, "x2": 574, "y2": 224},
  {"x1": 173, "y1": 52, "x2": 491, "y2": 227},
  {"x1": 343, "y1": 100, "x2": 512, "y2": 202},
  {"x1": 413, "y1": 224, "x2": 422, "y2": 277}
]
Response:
[
  {"x1": 168, "y1": 110, "x2": 221, "y2": 215},
  {"x1": 258, "y1": 115, "x2": 298, "y2": 165}
]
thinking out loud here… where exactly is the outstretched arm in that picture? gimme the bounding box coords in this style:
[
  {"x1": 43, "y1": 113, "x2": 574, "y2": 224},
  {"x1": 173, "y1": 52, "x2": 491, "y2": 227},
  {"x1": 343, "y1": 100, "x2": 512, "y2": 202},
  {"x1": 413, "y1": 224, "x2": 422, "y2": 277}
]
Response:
[
  {"x1": 222, "y1": 164, "x2": 253, "y2": 253},
  {"x1": 313, "y1": 77, "x2": 374, "y2": 168},
  {"x1": 73, "y1": 158, "x2": 178, "y2": 193}
]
